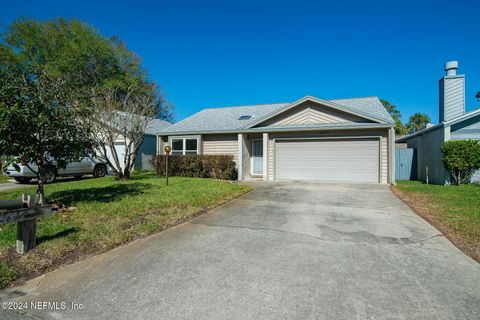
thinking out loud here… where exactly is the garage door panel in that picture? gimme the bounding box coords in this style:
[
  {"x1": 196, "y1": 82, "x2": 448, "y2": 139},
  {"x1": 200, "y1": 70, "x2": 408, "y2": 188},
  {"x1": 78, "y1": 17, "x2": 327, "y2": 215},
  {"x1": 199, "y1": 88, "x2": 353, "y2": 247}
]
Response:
[{"x1": 275, "y1": 139, "x2": 379, "y2": 183}]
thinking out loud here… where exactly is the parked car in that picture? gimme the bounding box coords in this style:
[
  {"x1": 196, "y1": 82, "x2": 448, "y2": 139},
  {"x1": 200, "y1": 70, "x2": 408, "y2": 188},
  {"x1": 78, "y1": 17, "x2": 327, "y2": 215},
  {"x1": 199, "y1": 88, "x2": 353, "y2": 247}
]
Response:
[{"x1": 5, "y1": 157, "x2": 108, "y2": 184}]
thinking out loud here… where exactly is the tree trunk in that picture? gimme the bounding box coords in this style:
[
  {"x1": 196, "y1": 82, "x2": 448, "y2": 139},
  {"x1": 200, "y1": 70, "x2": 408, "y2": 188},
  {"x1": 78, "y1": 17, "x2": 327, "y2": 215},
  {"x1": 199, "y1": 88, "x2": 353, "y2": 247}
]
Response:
[
  {"x1": 37, "y1": 175, "x2": 46, "y2": 205},
  {"x1": 33, "y1": 161, "x2": 46, "y2": 205},
  {"x1": 123, "y1": 169, "x2": 130, "y2": 180}
]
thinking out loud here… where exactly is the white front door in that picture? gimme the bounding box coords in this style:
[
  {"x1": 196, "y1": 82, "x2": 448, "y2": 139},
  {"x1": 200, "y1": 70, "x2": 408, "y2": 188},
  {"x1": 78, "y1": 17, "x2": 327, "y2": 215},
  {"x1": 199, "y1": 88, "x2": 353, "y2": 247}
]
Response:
[{"x1": 252, "y1": 139, "x2": 263, "y2": 175}]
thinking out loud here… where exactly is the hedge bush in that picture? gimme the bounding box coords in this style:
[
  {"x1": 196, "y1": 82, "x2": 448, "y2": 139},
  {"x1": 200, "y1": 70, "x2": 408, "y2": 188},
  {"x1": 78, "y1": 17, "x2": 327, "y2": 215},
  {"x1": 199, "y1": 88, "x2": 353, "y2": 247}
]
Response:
[
  {"x1": 442, "y1": 140, "x2": 480, "y2": 185},
  {"x1": 153, "y1": 155, "x2": 237, "y2": 180}
]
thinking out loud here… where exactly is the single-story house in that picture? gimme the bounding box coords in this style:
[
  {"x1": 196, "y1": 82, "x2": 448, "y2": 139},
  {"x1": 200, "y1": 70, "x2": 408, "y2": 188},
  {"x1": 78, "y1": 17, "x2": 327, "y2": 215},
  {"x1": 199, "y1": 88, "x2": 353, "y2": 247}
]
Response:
[
  {"x1": 397, "y1": 61, "x2": 480, "y2": 184},
  {"x1": 104, "y1": 118, "x2": 171, "y2": 171},
  {"x1": 157, "y1": 95, "x2": 396, "y2": 184}
]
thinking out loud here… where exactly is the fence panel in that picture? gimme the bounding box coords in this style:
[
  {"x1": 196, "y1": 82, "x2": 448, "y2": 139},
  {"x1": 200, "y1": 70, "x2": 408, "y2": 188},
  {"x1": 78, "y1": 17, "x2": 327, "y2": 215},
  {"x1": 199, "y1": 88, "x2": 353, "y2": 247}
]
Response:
[{"x1": 395, "y1": 148, "x2": 416, "y2": 181}]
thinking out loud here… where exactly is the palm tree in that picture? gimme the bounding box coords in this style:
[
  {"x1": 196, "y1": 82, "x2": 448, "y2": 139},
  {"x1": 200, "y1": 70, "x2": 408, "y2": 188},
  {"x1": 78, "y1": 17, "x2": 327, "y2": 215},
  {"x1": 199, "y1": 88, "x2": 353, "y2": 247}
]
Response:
[
  {"x1": 380, "y1": 99, "x2": 407, "y2": 135},
  {"x1": 406, "y1": 113, "x2": 431, "y2": 133}
]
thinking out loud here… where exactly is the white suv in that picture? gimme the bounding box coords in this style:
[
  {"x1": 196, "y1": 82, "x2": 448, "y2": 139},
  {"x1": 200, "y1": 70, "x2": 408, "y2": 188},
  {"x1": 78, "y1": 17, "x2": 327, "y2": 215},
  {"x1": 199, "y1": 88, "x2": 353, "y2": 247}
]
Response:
[{"x1": 5, "y1": 157, "x2": 108, "y2": 184}]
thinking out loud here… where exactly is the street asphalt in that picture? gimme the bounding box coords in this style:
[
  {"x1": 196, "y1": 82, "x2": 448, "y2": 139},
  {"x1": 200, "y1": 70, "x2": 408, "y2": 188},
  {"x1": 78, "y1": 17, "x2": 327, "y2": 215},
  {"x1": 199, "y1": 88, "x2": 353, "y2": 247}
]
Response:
[{"x1": 1, "y1": 181, "x2": 479, "y2": 319}]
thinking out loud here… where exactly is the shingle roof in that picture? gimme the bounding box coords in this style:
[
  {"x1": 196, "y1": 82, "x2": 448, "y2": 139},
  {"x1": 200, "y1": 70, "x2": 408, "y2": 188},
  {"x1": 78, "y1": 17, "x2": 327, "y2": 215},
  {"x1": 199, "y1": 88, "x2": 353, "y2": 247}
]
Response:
[
  {"x1": 145, "y1": 118, "x2": 172, "y2": 135},
  {"x1": 329, "y1": 96, "x2": 394, "y2": 124},
  {"x1": 163, "y1": 103, "x2": 288, "y2": 134},
  {"x1": 160, "y1": 96, "x2": 393, "y2": 134}
]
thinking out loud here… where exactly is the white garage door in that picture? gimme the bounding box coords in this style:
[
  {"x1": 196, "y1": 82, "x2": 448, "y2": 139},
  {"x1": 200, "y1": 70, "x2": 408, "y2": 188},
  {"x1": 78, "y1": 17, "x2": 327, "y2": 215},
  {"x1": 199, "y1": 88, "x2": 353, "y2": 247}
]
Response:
[{"x1": 275, "y1": 139, "x2": 380, "y2": 183}]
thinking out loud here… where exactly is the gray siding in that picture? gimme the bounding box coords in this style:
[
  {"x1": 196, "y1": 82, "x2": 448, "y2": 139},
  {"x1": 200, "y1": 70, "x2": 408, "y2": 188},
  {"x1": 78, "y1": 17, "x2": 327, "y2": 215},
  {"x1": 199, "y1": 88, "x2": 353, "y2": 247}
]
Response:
[
  {"x1": 134, "y1": 134, "x2": 157, "y2": 170},
  {"x1": 267, "y1": 129, "x2": 390, "y2": 183},
  {"x1": 439, "y1": 75, "x2": 465, "y2": 122},
  {"x1": 202, "y1": 134, "x2": 238, "y2": 163},
  {"x1": 406, "y1": 127, "x2": 447, "y2": 184},
  {"x1": 451, "y1": 114, "x2": 480, "y2": 141}
]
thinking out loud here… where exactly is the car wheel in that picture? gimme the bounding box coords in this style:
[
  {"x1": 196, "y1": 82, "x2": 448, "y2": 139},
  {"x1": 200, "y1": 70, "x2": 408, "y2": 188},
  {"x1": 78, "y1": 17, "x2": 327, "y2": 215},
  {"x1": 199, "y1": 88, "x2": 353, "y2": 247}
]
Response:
[
  {"x1": 42, "y1": 169, "x2": 56, "y2": 184},
  {"x1": 93, "y1": 165, "x2": 107, "y2": 178},
  {"x1": 14, "y1": 177, "x2": 32, "y2": 184}
]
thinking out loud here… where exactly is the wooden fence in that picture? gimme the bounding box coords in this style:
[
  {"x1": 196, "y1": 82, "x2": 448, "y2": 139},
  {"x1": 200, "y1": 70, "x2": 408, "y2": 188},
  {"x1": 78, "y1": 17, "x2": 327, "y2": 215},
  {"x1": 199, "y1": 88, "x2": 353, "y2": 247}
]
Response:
[{"x1": 395, "y1": 148, "x2": 417, "y2": 181}]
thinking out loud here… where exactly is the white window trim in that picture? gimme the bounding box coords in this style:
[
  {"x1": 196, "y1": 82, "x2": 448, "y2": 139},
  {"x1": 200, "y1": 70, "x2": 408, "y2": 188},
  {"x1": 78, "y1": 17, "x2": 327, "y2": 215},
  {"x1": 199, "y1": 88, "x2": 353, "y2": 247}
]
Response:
[{"x1": 168, "y1": 135, "x2": 201, "y2": 155}]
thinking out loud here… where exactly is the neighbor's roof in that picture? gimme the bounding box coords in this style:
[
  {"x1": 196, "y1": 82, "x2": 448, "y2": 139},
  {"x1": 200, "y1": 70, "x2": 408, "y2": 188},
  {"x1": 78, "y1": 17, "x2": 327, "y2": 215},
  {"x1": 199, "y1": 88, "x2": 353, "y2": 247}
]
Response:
[
  {"x1": 160, "y1": 96, "x2": 394, "y2": 135},
  {"x1": 145, "y1": 118, "x2": 172, "y2": 135},
  {"x1": 396, "y1": 107, "x2": 480, "y2": 142}
]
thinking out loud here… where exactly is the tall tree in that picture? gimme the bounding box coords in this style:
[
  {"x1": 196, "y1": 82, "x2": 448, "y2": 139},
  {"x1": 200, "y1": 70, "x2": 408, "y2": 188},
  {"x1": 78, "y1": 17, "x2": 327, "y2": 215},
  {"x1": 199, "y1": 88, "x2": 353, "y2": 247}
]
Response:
[
  {"x1": 380, "y1": 99, "x2": 407, "y2": 135},
  {"x1": 0, "y1": 18, "x2": 172, "y2": 200},
  {"x1": 0, "y1": 21, "x2": 99, "y2": 203},
  {"x1": 406, "y1": 113, "x2": 431, "y2": 133},
  {"x1": 89, "y1": 37, "x2": 173, "y2": 180}
]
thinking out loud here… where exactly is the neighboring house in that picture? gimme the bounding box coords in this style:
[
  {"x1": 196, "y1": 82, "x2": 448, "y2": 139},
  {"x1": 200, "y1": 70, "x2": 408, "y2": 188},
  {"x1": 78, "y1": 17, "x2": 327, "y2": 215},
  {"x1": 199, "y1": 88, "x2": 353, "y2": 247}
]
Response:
[
  {"x1": 397, "y1": 61, "x2": 480, "y2": 184},
  {"x1": 157, "y1": 95, "x2": 395, "y2": 184},
  {"x1": 105, "y1": 118, "x2": 171, "y2": 171}
]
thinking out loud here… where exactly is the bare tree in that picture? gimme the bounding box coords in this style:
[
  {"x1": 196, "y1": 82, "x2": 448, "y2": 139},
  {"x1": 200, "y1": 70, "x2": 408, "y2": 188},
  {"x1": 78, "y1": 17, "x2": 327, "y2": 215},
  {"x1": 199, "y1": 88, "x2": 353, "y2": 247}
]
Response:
[{"x1": 92, "y1": 83, "x2": 161, "y2": 180}]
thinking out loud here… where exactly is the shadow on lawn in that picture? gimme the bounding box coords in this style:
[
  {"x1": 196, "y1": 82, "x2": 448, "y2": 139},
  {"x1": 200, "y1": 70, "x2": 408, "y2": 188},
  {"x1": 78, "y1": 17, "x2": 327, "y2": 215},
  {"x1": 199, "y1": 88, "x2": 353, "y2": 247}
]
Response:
[
  {"x1": 37, "y1": 227, "x2": 80, "y2": 245},
  {"x1": 49, "y1": 183, "x2": 151, "y2": 206}
]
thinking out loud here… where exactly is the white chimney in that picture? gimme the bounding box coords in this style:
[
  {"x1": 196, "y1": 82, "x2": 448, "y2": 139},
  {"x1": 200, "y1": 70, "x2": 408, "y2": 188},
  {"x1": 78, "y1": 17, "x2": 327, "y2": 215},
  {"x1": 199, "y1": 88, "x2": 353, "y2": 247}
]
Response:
[
  {"x1": 445, "y1": 61, "x2": 458, "y2": 76},
  {"x1": 439, "y1": 60, "x2": 465, "y2": 122}
]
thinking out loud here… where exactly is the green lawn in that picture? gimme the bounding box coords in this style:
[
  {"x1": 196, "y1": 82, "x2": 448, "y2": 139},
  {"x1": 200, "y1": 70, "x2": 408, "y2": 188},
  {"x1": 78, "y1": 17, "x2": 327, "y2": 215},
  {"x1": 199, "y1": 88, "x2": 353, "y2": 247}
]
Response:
[
  {"x1": 0, "y1": 172, "x2": 251, "y2": 287},
  {"x1": 395, "y1": 181, "x2": 480, "y2": 261}
]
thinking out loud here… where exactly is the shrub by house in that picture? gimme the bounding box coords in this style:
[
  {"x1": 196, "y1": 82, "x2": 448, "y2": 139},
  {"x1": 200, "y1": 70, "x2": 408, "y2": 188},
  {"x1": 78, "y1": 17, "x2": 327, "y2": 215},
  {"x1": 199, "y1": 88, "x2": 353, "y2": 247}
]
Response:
[
  {"x1": 153, "y1": 155, "x2": 237, "y2": 180},
  {"x1": 442, "y1": 140, "x2": 480, "y2": 185}
]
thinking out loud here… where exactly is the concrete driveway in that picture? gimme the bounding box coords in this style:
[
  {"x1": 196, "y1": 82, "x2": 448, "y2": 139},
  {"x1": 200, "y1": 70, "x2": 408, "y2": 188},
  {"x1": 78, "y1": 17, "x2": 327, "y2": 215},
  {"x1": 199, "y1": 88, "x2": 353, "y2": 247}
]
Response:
[
  {"x1": 0, "y1": 182, "x2": 30, "y2": 192},
  {"x1": 1, "y1": 182, "x2": 479, "y2": 320}
]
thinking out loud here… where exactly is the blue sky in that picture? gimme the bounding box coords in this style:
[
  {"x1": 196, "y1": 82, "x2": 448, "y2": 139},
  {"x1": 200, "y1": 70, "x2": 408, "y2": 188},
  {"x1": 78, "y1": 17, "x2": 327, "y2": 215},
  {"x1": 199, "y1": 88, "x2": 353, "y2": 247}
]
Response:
[{"x1": 2, "y1": 0, "x2": 479, "y2": 123}]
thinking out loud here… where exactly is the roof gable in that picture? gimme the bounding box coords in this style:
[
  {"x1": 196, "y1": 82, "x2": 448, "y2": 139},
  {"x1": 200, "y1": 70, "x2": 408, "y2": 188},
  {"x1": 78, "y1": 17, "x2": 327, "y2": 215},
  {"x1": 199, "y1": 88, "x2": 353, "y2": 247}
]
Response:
[
  {"x1": 247, "y1": 96, "x2": 391, "y2": 128},
  {"x1": 252, "y1": 100, "x2": 375, "y2": 128}
]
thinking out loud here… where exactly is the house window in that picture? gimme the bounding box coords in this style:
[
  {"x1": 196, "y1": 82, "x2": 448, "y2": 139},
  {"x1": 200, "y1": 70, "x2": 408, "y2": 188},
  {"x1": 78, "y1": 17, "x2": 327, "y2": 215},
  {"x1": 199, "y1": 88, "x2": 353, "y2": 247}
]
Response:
[
  {"x1": 171, "y1": 139, "x2": 184, "y2": 156},
  {"x1": 170, "y1": 137, "x2": 199, "y2": 155},
  {"x1": 185, "y1": 139, "x2": 198, "y2": 155}
]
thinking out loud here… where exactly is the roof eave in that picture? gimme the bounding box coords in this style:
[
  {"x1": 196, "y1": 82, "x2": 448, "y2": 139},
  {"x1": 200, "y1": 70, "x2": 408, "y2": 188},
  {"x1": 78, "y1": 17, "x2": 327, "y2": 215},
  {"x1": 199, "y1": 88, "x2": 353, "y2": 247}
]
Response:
[
  {"x1": 158, "y1": 123, "x2": 393, "y2": 136},
  {"x1": 397, "y1": 108, "x2": 480, "y2": 142},
  {"x1": 444, "y1": 108, "x2": 480, "y2": 126},
  {"x1": 395, "y1": 123, "x2": 444, "y2": 142}
]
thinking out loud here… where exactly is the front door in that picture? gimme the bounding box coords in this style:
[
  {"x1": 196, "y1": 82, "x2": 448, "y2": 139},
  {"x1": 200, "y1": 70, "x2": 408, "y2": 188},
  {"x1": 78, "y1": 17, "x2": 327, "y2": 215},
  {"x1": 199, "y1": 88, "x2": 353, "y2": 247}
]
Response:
[{"x1": 252, "y1": 139, "x2": 263, "y2": 175}]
